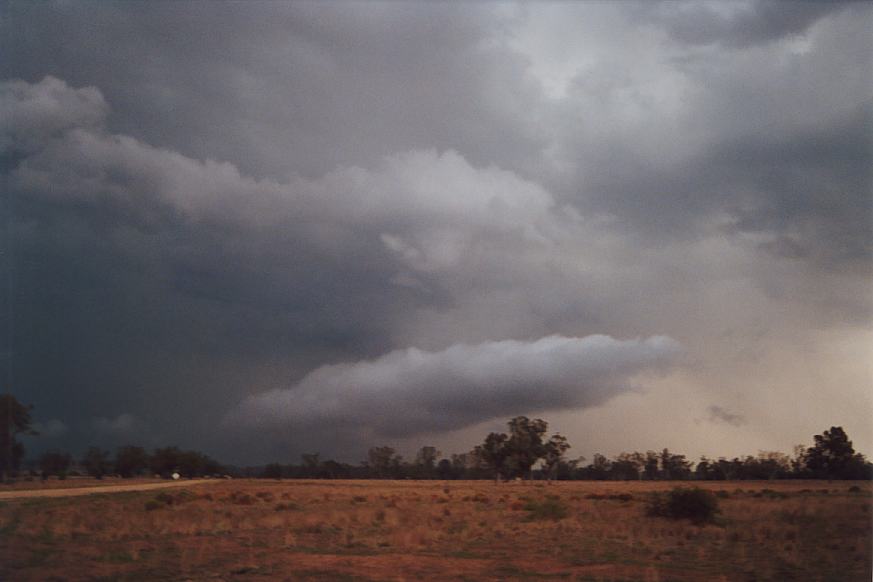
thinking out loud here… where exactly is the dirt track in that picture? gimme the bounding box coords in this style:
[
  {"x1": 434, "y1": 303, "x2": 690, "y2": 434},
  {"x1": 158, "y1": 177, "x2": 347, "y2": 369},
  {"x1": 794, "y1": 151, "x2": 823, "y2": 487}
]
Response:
[{"x1": 0, "y1": 479, "x2": 221, "y2": 500}]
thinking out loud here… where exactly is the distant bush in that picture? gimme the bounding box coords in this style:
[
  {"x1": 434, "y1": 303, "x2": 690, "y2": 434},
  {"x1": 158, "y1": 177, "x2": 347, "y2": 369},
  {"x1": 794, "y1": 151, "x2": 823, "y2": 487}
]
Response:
[
  {"x1": 848, "y1": 485, "x2": 861, "y2": 493},
  {"x1": 646, "y1": 487, "x2": 719, "y2": 524},
  {"x1": 144, "y1": 500, "x2": 162, "y2": 511},
  {"x1": 585, "y1": 493, "x2": 633, "y2": 502},
  {"x1": 523, "y1": 497, "x2": 568, "y2": 521},
  {"x1": 154, "y1": 492, "x2": 174, "y2": 505},
  {"x1": 274, "y1": 502, "x2": 300, "y2": 511}
]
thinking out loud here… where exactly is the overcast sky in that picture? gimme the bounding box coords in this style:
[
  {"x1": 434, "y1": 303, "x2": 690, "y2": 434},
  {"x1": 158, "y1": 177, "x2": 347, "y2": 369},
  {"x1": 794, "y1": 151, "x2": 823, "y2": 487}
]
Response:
[{"x1": 1, "y1": 1, "x2": 871, "y2": 465}]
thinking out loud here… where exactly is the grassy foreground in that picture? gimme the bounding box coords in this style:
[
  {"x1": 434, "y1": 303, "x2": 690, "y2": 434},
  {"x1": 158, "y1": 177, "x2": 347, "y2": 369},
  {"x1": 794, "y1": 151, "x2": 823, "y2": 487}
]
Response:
[{"x1": 1, "y1": 479, "x2": 870, "y2": 581}]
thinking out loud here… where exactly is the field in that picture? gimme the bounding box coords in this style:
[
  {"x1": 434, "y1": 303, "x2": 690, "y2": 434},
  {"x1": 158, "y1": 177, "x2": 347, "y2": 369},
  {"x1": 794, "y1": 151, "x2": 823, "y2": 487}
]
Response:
[{"x1": 1, "y1": 479, "x2": 870, "y2": 581}]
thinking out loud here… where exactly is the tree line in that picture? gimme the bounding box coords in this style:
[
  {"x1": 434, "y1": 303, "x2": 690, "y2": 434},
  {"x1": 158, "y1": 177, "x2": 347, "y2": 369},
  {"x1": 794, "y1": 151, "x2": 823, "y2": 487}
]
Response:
[
  {"x1": 251, "y1": 418, "x2": 872, "y2": 482},
  {"x1": 1, "y1": 395, "x2": 222, "y2": 480},
  {"x1": 33, "y1": 445, "x2": 223, "y2": 480},
  {"x1": 2, "y1": 394, "x2": 871, "y2": 481}
]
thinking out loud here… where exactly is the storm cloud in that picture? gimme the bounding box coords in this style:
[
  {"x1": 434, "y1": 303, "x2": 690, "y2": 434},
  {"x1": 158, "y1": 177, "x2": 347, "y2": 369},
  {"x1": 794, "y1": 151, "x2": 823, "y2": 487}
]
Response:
[
  {"x1": 229, "y1": 335, "x2": 681, "y2": 438},
  {"x1": 1, "y1": 1, "x2": 870, "y2": 463}
]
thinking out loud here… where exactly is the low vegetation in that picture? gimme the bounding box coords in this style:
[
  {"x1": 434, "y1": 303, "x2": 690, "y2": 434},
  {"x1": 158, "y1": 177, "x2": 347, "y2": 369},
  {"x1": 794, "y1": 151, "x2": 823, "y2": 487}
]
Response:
[
  {"x1": 1, "y1": 479, "x2": 870, "y2": 581},
  {"x1": 646, "y1": 487, "x2": 720, "y2": 524}
]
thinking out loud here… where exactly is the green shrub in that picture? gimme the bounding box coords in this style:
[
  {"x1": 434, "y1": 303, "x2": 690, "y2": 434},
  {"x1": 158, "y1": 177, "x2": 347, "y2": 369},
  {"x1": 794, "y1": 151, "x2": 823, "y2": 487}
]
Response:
[
  {"x1": 523, "y1": 497, "x2": 568, "y2": 521},
  {"x1": 144, "y1": 500, "x2": 162, "y2": 511},
  {"x1": 646, "y1": 487, "x2": 719, "y2": 524}
]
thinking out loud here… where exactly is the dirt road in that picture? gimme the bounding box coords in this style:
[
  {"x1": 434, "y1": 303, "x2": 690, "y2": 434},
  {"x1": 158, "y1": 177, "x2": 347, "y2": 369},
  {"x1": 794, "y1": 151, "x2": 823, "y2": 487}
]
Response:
[{"x1": 0, "y1": 479, "x2": 222, "y2": 500}]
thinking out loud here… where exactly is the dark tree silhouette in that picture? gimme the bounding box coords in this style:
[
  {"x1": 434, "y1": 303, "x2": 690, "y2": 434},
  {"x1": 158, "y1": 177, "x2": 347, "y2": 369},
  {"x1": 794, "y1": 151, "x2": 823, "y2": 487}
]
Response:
[
  {"x1": 0, "y1": 394, "x2": 37, "y2": 480},
  {"x1": 414, "y1": 446, "x2": 440, "y2": 479},
  {"x1": 263, "y1": 462, "x2": 283, "y2": 479},
  {"x1": 366, "y1": 446, "x2": 402, "y2": 479},
  {"x1": 805, "y1": 426, "x2": 870, "y2": 479},
  {"x1": 505, "y1": 416, "x2": 549, "y2": 479},
  {"x1": 39, "y1": 450, "x2": 71, "y2": 479},
  {"x1": 542, "y1": 434, "x2": 570, "y2": 481},
  {"x1": 475, "y1": 432, "x2": 510, "y2": 482},
  {"x1": 114, "y1": 445, "x2": 150, "y2": 478},
  {"x1": 81, "y1": 447, "x2": 112, "y2": 479}
]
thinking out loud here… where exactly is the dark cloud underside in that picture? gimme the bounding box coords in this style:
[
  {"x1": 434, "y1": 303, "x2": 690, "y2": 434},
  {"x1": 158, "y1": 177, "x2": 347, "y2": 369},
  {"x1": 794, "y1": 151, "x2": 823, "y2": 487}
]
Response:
[{"x1": 1, "y1": 1, "x2": 870, "y2": 462}]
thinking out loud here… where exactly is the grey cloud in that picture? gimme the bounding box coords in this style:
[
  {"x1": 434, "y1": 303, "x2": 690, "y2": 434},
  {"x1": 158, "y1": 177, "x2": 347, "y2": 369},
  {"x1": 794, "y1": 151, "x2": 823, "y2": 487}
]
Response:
[
  {"x1": 0, "y1": 76, "x2": 106, "y2": 154},
  {"x1": 31, "y1": 419, "x2": 69, "y2": 438},
  {"x1": 2, "y1": 76, "x2": 594, "y2": 458},
  {"x1": 228, "y1": 335, "x2": 681, "y2": 438},
  {"x1": 638, "y1": 1, "x2": 852, "y2": 48},
  {"x1": 577, "y1": 99, "x2": 872, "y2": 268},
  {"x1": 0, "y1": 2, "x2": 543, "y2": 181},
  {"x1": 2, "y1": 3, "x2": 870, "y2": 462},
  {"x1": 92, "y1": 413, "x2": 140, "y2": 434},
  {"x1": 707, "y1": 405, "x2": 746, "y2": 427}
]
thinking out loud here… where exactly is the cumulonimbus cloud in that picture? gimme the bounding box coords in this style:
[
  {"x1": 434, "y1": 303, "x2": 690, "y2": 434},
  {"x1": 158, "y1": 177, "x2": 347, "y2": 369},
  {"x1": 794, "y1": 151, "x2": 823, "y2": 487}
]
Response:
[{"x1": 226, "y1": 334, "x2": 681, "y2": 438}]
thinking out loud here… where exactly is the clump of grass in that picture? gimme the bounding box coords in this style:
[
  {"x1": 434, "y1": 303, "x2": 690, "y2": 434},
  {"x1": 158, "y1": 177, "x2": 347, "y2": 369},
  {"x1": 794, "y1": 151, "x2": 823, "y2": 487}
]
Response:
[
  {"x1": 848, "y1": 485, "x2": 861, "y2": 493},
  {"x1": 102, "y1": 550, "x2": 134, "y2": 564},
  {"x1": 231, "y1": 492, "x2": 255, "y2": 505},
  {"x1": 274, "y1": 502, "x2": 300, "y2": 511},
  {"x1": 764, "y1": 490, "x2": 789, "y2": 500},
  {"x1": 585, "y1": 493, "x2": 632, "y2": 501},
  {"x1": 0, "y1": 513, "x2": 22, "y2": 537},
  {"x1": 646, "y1": 487, "x2": 720, "y2": 525},
  {"x1": 154, "y1": 492, "x2": 174, "y2": 505},
  {"x1": 144, "y1": 500, "x2": 163, "y2": 511},
  {"x1": 352, "y1": 495, "x2": 367, "y2": 503},
  {"x1": 174, "y1": 489, "x2": 197, "y2": 504},
  {"x1": 523, "y1": 498, "x2": 569, "y2": 521}
]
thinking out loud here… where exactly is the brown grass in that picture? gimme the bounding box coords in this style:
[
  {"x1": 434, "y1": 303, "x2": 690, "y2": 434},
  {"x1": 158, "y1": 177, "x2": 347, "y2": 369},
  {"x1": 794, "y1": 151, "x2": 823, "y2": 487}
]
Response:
[
  {"x1": 0, "y1": 476, "x2": 168, "y2": 491},
  {"x1": 0, "y1": 479, "x2": 870, "y2": 581}
]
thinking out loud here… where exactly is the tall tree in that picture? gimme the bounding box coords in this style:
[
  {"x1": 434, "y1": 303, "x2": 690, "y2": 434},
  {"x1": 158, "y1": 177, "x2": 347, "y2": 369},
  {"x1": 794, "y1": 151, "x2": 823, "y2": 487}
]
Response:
[
  {"x1": 150, "y1": 446, "x2": 183, "y2": 477},
  {"x1": 0, "y1": 394, "x2": 37, "y2": 480},
  {"x1": 114, "y1": 445, "x2": 150, "y2": 478},
  {"x1": 474, "y1": 432, "x2": 509, "y2": 482},
  {"x1": 643, "y1": 451, "x2": 660, "y2": 480},
  {"x1": 366, "y1": 446, "x2": 402, "y2": 479},
  {"x1": 542, "y1": 434, "x2": 570, "y2": 481},
  {"x1": 414, "y1": 446, "x2": 441, "y2": 479},
  {"x1": 660, "y1": 449, "x2": 692, "y2": 480},
  {"x1": 505, "y1": 416, "x2": 549, "y2": 480},
  {"x1": 81, "y1": 447, "x2": 112, "y2": 479},
  {"x1": 39, "y1": 450, "x2": 71, "y2": 479},
  {"x1": 804, "y1": 426, "x2": 870, "y2": 479}
]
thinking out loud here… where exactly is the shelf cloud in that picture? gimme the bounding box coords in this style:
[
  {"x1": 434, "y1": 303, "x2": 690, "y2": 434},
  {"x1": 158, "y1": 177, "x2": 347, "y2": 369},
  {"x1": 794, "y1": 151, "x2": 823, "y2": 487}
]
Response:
[{"x1": 228, "y1": 335, "x2": 681, "y2": 438}]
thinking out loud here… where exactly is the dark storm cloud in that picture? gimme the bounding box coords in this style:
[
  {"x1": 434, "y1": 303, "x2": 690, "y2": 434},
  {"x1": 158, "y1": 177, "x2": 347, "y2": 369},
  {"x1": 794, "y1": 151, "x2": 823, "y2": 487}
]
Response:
[
  {"x1": 578, "y1": 100, "x2": 872, "y2": 267},
  {"x1": 707, "y1": 406, "x2": 746, "y2": 427},
  {"x1": 228, "y1": 335, "x2": 681, "y2": 438},
  {"x1": 1, "y1": 76, "x2": 587, "y2": 459},
  {"x1": 2, "y1": 2, "x2": 871, "y2": 462},
  {"x1": 637, "y1": 1, "x2": 853, "y2": 48},
  {"x1": 0, "y1": 2, "x2": 543, "y2": 181}
]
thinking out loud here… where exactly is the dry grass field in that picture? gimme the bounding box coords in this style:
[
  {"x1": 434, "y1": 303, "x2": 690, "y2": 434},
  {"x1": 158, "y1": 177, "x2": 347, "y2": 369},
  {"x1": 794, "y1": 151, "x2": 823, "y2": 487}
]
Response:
[
  {"x1": 1, "y1": 479, "x2": 870, "y2": 581},
  {"x1": 0, "y1": 477, "x2": 159, "y2": 490}
]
